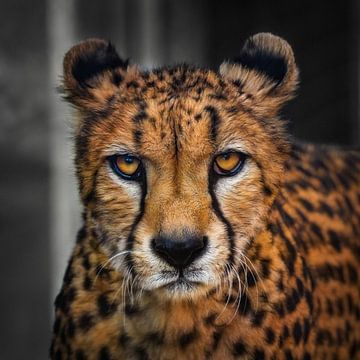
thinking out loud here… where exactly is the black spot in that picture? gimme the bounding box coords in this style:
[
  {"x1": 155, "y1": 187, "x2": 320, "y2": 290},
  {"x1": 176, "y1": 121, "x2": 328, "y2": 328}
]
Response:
[
  {"x1": 282, "y1": 325, "x2": 290, "y2": 339},
  {"x1": 226, "y1": 106, "x2": 239, "y2": 115},
  {"x1": 126, "y1": 80, "x2": 139, "y2": 89},
  {"x1": 238, "y1": 292, "x2": 252, "y2": 315},
  {"x1": 55, "y1": 350, "x2": 63, "y2": 360},
  {"x1": 246, "y1": 268, "x2": 257, "y2": 287},
  {"x1": 179, "y1": 329, "x2": 198, "y2": 348},
  {"x1": 265, "y1": 327, "x2": 276, "y2": 344},
  {"x1": 278, "y1": 206, "x2": 295, "y2": 227},
  {"x1": 326, "y1": 299, "x2": 334, "y2": 316},
  {"x1": 233, "y1": 340, "x2": 247, "y2": 356},
  {"x1": 299, "y1": 198, "x2": 314, "y2": 212},
  {"x1": 135, "y1": 347, "x2": 149, "y2": 360},
  {"x1": 316, "y1": 330, "x2": 325, "y2": 345},
  {"x1": 98, "y1": 346, "x2": 111, "y2": 360},
  {"x1": 318, "y1": 175, "x2": 336, "y2": 192},
  {"x1": 336, "y1": 298, "x2": 344, "y2": 316},
  {"x1": 53, "y1": 317, "x2": 61, "y2": 335},
  {"x1": 63, "y1": 260, "x2": 74, "y2": 285},
  {"x1": 337, "y1": 172, "x2": 350, "y2": 190},
  {"x1": 285, "y1": 349, "x2": 294, "y2": 360},
  {"x1": 260, "y1": 258, "x2": 271, "y2": 278},
  {"x1": 279, "y1": 228, "x2": 297, "y2": 275},
  {"x1": 274, "y1": 302, "x2": 285, "y2": 318},
  {"x1": 232, "y1": 79, "x2": 244, "y2": 89},
  {"x1": 97, "y1": 294, "x2": 117, "y2": 317},
  {"x1": 112, "y1": 72, "x2": 123, "y2": 86},
  {"x1": 347, "y1": 263, "x2": 358, "y2": 283},
  {"x1": 204, "y1": 312, "x2": 217, "y2": 326},
  {"x1": 134, "y1": 129, "x2": 142, "y2": 144},
  {"x1": 55, "y1": 287, "x2": 76, "y2": 315},
  {"x1": 204, "y1": 105, "x2": 220, "y2": 142},
  {"x1": 253, "y1": 348, "x2": 265, "y2": 360},
  {"x1": 302, "y1": 352, "x2": 311, "y2": 360},
  {"x1": 60, "y1": 326, "x2": 66, "y2": 344},
  {"x1": 133, "y1": 110, "x2": 147, "y2": 123},
  {"x1": 79, "y1": 313, "x2": 94, "y2": 331},
  {"x1": 95, "y1": 264, "x2": 111, "y2": 280},
  {"x1": 72, "y1": 41, "x2": 127, "y2": 86},
  {"x1": 119, "y1": 333, "x2": 130, "y2": 347},
  {"x1": 296, "y1": 278, "x2": 304, "y2": 297},
  {"x1": 76, "y1": 226, "x2": 87, "y2": 243},
  {"x1": 277, "y1": 272, "x2": 285, "y2": 291},
  {"x1": 209, "y1": 92, "x2": 227, "y2": 101},
  {"x1": 305, "y1": 290, "x2": 313, "y2": 312},
  {"x1": 67, "y1": 317, "x2": 76, "y2": 338},
  {"x1": 83, "y1": 275, "x2": 92, "y2": 290},
  {"x1": 146, "y1": 332, "x2": 164, "y2": 345},
  {"x1": 124, "y1": 303, "x2": 139, "y2": 316},
  {"x1": 252, "y1": 310, "x2": 266, "y2": 327},
  {"x1": 349, "y1": 340, "x2": 359, "y2": 358},
  {"x1": 318, "y1": 201, "x2": 334, "y2": 217},
  {"x1": 347, "y1": 294, "x2": 354, "y2": 313},
  {"x1": 76, "y1": 350, "x2": 87, "y2": 360},
  {"x1": 293, "y1": 320, "x2": 302, "y2": 345},
  {"x1": 82, "y1": 254, "x2": 91, "y2": 270},
  {"x1": 310, "y1": 222, "x2": 323, "y2": 240},
  {"x1": 233, "y1": 36, "x2": 288, "y2": 85},
  {"x1": 285, "y1": 289, "x2": 299, "y2": 313},
  {"x1": 212, "y1": 330, "x2": 222, "y2": 351},
  {"x1": 303, "y1": 318, "x2": 311, "y2": 343},
  {"x1": 263, "y1": 185, "x2": 273, "y2": 196},
  {"x1": 328, "y1": 230, "x2": 341, "y2": 251}
]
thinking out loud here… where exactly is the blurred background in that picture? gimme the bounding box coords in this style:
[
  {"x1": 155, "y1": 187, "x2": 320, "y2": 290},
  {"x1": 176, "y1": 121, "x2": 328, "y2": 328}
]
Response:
[{"x1": 0, "y1": 0, "x2": 359, "y2": 358}]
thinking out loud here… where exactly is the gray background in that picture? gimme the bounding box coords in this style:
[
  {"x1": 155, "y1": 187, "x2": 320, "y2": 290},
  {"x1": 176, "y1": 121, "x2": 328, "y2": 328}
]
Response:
[{"x1": 0, "y1": 0, "x2": 359, "y2": 359}]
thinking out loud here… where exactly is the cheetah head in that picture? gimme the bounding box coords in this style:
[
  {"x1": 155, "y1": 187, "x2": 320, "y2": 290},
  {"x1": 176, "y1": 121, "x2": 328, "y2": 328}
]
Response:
[{"x1": 63, "y1": 33, "x2": 298, "y2": 300}]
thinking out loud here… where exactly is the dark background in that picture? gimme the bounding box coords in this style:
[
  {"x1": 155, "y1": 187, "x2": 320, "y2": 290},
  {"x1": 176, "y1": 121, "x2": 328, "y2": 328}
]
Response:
[{"x1": 0, "y1": 1, "x2": 358, "y2": 359}]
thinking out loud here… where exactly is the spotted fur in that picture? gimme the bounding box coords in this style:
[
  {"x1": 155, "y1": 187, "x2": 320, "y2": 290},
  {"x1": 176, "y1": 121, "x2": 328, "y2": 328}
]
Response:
[{"x1": 51, "y1": 34, "x2": 360, "y2": 359}]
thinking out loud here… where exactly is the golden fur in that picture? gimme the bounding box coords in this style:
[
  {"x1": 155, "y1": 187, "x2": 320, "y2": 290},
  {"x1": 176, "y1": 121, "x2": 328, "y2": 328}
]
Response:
[{"x1": 51, "y1": 33, "x2": 360, "y2": 359}]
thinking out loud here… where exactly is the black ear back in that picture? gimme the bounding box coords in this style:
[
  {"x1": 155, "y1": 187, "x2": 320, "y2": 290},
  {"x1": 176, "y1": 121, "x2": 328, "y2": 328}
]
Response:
[
  {"x1": 63, "y1": 39, "x2": 129, "y2": 109},
  {"x1": 233, "y1": 36, "x2": 287, "y2": 85},
  {"x1": 220, "y1": 33, "x2": 299, "y2": 116},
  {"x1": 69, "y1": 40, "x2": 128, "y2": 87}
]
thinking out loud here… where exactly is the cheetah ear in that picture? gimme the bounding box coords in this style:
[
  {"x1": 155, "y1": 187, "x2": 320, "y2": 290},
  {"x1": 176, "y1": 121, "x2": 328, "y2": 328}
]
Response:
[
  {"x1": 220, "y1": 33, "x2": 299, "y2": 117},
  {"x1": 62, "y1": 38, "x2": 128, "y2": 111}
]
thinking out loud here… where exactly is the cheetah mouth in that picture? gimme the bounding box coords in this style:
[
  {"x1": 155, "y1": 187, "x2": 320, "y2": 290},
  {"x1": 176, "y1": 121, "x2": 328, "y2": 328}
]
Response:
[
  {"x1": 155, "y1": 268, "x2": 210, "y2": 292},
  {"x1": 163, "y1": 277, "x2": 199, "y2": 292}
]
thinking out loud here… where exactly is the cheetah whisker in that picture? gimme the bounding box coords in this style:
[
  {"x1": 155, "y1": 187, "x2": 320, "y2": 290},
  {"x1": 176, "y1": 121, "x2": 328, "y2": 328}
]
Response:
[
  {"x1": 216, "y1": 263, "x2": 233, "y2": 322},
  {"x1": 226, "y1": 263, "x2": 243, "y2": 325},
  {"x1": 94, "y1": 250, "x2": 131, "y2": 285}
]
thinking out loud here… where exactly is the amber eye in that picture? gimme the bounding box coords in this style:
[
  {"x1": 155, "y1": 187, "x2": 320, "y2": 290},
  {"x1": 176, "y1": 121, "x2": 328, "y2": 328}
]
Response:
[
  {"x1": 213, "y1": 152, "x2": 246, "y2": 176},
  {"x1": 109, "y1": 154, "x2": 142, "y2": 180}
]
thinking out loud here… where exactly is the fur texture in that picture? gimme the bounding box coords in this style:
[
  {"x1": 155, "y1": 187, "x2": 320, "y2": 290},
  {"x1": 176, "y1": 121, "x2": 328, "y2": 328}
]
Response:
[{"x1": 51, "y1": 33, "x2": 360, "y2": 359}]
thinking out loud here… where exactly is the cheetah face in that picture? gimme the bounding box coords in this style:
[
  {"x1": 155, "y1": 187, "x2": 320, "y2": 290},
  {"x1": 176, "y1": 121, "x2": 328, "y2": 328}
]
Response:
[{"x1": 63, "y1": 34, "x2": 298, "y2": 299}]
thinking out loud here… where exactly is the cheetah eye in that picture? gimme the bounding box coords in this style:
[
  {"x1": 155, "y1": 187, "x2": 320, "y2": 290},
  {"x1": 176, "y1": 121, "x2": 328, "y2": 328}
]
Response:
[
  {"x1": 213, "y1": 151, "x2": 246, "y2": 176},
  {"x1": 109, "y1": 154, "x2": 143, "y2": 180}
]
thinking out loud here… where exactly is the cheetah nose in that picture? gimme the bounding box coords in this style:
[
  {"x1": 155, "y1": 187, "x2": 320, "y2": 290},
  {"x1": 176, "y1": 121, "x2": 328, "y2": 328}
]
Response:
[{"x1": 152, "y1": 235, "x2": 208, "y2": 268}]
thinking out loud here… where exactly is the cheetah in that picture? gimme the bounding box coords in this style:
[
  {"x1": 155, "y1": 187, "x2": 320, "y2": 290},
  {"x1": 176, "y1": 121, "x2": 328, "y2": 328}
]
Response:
[{"x1": 50, "y1": 33, "x2": 360, "y2": 359}]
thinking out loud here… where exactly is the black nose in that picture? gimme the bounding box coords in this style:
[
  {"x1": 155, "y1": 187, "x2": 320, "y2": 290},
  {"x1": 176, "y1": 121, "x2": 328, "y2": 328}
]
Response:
[{"x1": 152, "y1": 235, "x2": 207, "y2": 268}]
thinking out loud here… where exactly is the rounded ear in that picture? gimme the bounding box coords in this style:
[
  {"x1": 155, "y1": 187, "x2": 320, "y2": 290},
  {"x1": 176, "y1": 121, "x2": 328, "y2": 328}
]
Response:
[
  {"x1": 220, "y1": 33, "x2": 299, "y2": 117},
  {"x1": 62, "y1": 38, "x2": 128, "y2": 110}
]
